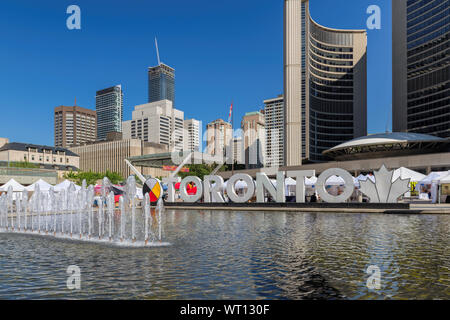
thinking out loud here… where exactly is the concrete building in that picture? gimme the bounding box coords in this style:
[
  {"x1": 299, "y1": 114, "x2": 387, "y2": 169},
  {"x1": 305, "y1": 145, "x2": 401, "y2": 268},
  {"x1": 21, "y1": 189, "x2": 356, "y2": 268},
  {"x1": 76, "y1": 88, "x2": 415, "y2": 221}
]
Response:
[
  {"x1": 264, "y1": 95, "x2": 285, "y2": 167},
  {"x1": 54, "y1": 105, "x2": 97, "y2": 148},
  {"x1": 206, "y1": 119, "x2": 232, "y2": 157},
  {"x1": 70, "y1": 139, "x2": 169, "y2": 179},
  {"x1": 0, "y1": 138, "x2": 8, "y2": 149},
  {"x1": 96, "y1": 85, "x2": 123, "y2": 141},
  {"x1": 392, "y1": 0, "x2": 449, "y2": 138},
  {"x1": 184, "y1": 119, "x2": 201, "y2": 153},
  {"x1": 241, "y1": 111, "x2": 265, "y2": 168},
  {"x1": 0, "y1": 138, "x2": 79, "y2": 183},
  {"x1": 148, "y1": 63, "x2": 175, "y2": 105},
  {"x1": 122, "y1": 100, "x2": 184, "y2": 153},
  {"x1": 284, "y1": 0, "x2": 367, "y2": 164},
  {"x1": 233, "y1": 137, "x2": 244, "y2": 164},
  {"x1": 219, "y1": 132, "x2": 450, "y2": 179},
  {"x1": 0, "y1": 139, "x2": 79, "y2": 170}
]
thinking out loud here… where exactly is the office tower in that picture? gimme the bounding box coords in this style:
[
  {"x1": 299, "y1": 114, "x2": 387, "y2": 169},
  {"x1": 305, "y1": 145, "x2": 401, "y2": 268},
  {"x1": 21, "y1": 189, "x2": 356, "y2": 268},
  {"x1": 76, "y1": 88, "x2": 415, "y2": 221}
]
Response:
[
  {"x1": 284, "y1": 0, "x2": 367, "y2": 163},
  {"x1": 241, "y1": 111, "x2": 266, "y2": 168},
  {"x1": 233, "y1": 137, "x2": 244, "y2": 164},
  {"x1": 264, "y1": 95, "x2": 285, "y2": 167},
  {"x1": 96, "y1": 85, "x2": 123, "y2": 141},
  {"x1": 184, "y1": 119, "x2": 201, "y2": 152},
  {"x1": 122, "y1": 100, "x2": 184, "y2": 152},
  {"x1": 148, "y1": 64, "x2": 175, "y2": 105},
  {"x1": 206, "y1": 119, "x2": 232, "y2": 157},
  {"x1": 54, "y1": 106, "x2": 97, "y2": 148},
  {"x1": 392, "y1": 0, "x2": 449, "y2": 138}
]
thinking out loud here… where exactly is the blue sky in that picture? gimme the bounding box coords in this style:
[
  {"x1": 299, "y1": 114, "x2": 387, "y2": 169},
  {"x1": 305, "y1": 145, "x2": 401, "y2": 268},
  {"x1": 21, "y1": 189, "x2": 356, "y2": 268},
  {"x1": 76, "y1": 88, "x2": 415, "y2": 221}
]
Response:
[{"x1": 0, "y1": 0, "x2": 392, "y2": 146}]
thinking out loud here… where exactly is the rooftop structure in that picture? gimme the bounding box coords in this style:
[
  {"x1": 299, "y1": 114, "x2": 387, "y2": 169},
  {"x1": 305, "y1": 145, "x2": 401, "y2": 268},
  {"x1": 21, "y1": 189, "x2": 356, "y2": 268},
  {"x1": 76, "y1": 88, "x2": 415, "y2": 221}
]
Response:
[{"x1": 323, "y1": 132, "x2": 450, "y2": 161}]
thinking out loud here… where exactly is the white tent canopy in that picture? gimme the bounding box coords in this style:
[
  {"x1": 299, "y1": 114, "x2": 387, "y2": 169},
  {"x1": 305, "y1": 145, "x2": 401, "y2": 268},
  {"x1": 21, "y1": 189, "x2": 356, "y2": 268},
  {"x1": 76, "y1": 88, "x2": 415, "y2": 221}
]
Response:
[
  {"x1": 54, "y1": 179, "x2": 81, "y2": 192},
  {"x1": 392, "y1": 167, "x2": 426, "y2": 182},
  {"x1": 25, "y1": 179, "x2": 53, "y2": 192},
  {"x1": 357, "y1": 174, "x2": 375, "y2": 183},
  {"x1": 418, "y1": 171, "x2": 450, "y2": 185},
  {"x1": 285, "y1": 177, "x2": 296, "y2": 186},
  {"x1": 235, "y1": 179, "x2": 252, "y2": 190},
  {"x1": 0, "y1": 179, "x2": 26, "y2": 192},
  {"x1": 356, "y1": 174, "x2": 366, "y2": 181},
  {"x1": 325, "y1": 175, "x2": 345, "y2": 186},
  {"x1": 439, "y1": 174, "x2": 450, "y2": 184},
  {"x1": 305, "y1": 176, "x2": 318, "y2": 186},
  {"x1": 222, "y1": 179, "x2": 252, "y2": 191},
  {"x1": 416, "y1": 171, "x2": 450, "y2": 202}
]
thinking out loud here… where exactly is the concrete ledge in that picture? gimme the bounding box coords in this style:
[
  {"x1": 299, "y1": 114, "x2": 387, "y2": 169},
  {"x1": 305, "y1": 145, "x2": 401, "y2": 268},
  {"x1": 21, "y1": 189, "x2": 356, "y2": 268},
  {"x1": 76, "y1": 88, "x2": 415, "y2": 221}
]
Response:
[
  {"x1": 165, "y1": 202, "x2": 410, "y2": 209},
  {"x1": 164, "y1": 202, "x2": 418, "y2": 214}
]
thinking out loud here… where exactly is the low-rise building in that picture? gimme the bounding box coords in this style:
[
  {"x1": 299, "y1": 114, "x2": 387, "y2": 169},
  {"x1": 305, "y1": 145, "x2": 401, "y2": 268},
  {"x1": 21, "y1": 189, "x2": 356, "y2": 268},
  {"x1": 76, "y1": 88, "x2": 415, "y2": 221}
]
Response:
[
  {"x1": 70, "y1": 138, "x2": 169, "y2": 179},
  {"x1": 0, "y1": 138, "x2": 79, "y2": 183}
]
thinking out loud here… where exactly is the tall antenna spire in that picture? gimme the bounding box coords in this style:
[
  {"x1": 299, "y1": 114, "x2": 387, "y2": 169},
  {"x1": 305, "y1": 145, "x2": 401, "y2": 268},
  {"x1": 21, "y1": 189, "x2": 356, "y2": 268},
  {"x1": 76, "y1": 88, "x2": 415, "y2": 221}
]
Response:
[
  {"x1": 74, "y1": 97, "x2": 77, "y2": 106},
  {"x1": 155, "y1": 37, "x2": 161, "y2": 66}
]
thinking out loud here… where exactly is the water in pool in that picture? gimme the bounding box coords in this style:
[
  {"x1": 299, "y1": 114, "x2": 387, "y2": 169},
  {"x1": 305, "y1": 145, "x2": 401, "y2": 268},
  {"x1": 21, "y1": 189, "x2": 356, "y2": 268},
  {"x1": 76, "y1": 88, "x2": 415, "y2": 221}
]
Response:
[{"x1": 0, "y1": 209, "x2": 449, "y2": 299}]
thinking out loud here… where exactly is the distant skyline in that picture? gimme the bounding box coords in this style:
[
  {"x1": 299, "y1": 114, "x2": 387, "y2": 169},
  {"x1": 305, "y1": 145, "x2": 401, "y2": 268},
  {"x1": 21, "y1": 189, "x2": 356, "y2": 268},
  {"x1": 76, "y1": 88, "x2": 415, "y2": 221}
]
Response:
[{"x1": 0, "y1": 0, "x2": 392, "y2": 146}]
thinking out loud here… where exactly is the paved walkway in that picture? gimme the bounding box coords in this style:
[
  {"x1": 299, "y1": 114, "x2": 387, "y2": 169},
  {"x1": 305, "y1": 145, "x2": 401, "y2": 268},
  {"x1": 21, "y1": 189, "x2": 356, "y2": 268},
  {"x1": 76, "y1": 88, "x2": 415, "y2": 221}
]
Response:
[{"x1": 410, "y1": 203, "x2": 450, "y2": 214}]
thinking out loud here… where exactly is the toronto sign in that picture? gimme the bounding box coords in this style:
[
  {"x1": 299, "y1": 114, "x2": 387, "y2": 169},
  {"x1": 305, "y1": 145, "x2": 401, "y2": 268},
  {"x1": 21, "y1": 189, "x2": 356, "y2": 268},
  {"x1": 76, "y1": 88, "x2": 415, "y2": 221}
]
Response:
[{"x1": 145, "y1": 165, "x2": 411, "y2": 204}]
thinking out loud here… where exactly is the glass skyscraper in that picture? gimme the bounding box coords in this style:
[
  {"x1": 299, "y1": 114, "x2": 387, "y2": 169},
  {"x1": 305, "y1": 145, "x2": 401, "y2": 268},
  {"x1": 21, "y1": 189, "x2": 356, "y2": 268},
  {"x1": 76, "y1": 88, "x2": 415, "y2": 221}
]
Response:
[
  {"x1": 148, "y1": 63, "x2": 175, "y2": 105},
  {"x1": 393, "y1": 0, "x2": 449, "y2": 138},
  {"x1": 95, "y1": 85, "x2": 123, "y2": 141}
]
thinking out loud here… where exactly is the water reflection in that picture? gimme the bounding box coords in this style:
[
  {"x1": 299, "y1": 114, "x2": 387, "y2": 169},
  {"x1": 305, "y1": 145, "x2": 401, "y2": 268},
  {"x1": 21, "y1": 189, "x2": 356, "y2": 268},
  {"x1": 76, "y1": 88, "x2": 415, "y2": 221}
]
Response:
[{"x1": 0, "y1": 210, "x2": 449, "y2": 299}]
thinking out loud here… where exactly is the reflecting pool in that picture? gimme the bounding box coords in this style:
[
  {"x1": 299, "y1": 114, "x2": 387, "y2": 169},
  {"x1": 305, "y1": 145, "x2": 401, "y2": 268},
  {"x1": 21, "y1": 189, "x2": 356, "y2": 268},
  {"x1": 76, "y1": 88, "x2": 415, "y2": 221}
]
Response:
[{"x1": 0, "y1": 210, "x2": 449, "y2": 299}]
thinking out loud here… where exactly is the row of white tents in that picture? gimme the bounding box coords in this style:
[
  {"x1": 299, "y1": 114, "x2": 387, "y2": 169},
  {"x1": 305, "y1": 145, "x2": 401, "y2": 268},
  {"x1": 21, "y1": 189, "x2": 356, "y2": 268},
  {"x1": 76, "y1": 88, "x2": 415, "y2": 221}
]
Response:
[
  {"x1": 0, "y1": 179, "x2": 81, "y2": 193},
  {"x1": 416, "y1": 170, "x2": 450, "y2": 185},
  {"x1": 3, "y1": 167, "x2": 441, "y2": 193},
  {"x1": 225, "y1": 167, "x2": 426, "y2": 191},
  {"x1": 0, "y1": 179, "x2": 145, "y2": 200},
  {"x1": 415, "y1": 170, "x2": 450, "y2": 203},
  {"x1": 2, "y1": 167, "x2": 449, "y2": 201},
  {"x1": 216, "y1": 167, "x2": 450, "y2": 202}
]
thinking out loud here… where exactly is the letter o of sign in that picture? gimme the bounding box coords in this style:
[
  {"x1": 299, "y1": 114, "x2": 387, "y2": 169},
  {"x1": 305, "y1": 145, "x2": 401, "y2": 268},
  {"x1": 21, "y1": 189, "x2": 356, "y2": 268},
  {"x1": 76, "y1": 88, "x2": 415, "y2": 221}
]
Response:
[
  {"x1": 316, "y1": 168, "x2": 354, "y2": 203},
  {"x1": 226, "y1": 174, "x2": 255, "y2": 203},
  {"x1": 180, "y1": 176, "x2": 203, "y2": 203}
]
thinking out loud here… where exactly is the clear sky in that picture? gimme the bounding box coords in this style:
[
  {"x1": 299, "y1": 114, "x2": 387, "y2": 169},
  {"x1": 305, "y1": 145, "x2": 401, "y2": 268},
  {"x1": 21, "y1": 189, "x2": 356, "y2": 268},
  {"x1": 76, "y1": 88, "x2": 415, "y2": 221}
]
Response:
[{"x1": 0, "y1": 0, "x2": 392, "y2": 146}]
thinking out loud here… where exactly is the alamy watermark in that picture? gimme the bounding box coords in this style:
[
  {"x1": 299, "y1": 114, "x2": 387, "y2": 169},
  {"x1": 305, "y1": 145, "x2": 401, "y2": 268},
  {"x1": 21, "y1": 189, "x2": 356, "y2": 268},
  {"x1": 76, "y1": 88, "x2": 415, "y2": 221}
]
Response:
[
  {"x1": 66, "y1": 265, "x2": 81, "y2": 290},
  {"x1": 366, "y1": 5, "x2": 381, "y2": 30},
  {"x1": 66, "y1": 5, "x2": 81, "y2": 30},
  {"x1": 169, "y1": 126, "x2": 276, "y2": 168},
  {"x1": 366, "y1": 265, "x2": 381, "y2": 290}
]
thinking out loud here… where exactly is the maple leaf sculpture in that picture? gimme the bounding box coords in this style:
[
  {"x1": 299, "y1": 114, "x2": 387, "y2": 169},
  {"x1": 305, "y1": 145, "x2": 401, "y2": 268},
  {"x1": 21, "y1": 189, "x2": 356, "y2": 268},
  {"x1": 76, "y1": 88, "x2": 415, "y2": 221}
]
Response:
[{"x1": 359, "y1": 165, "x2": 410, "y2": 203}]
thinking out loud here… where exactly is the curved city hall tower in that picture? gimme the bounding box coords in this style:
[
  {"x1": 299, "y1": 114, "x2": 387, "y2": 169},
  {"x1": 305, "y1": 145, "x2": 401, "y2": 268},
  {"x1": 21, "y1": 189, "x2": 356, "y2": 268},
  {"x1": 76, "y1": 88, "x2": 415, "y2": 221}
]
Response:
[{"x1": 284, "y1": 0, "x2": 367, "y2": 164}]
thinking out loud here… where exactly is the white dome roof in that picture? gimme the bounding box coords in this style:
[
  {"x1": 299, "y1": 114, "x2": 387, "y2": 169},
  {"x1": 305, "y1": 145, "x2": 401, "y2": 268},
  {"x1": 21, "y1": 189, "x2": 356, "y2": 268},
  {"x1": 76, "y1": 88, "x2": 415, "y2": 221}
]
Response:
[{"x1": 327, "y1": 132, "x2": 445, "y2": 152}]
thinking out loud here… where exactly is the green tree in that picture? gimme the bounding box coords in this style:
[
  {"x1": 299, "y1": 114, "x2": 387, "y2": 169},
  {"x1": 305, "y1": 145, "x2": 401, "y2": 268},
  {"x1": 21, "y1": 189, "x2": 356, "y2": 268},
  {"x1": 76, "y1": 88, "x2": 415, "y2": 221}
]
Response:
[
  {"x1": 63, "y1": 170, "x2": 124, "y2": 185},
  {"x1": 178, "y1": 164, "x2": 217, "y2": 180}
]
